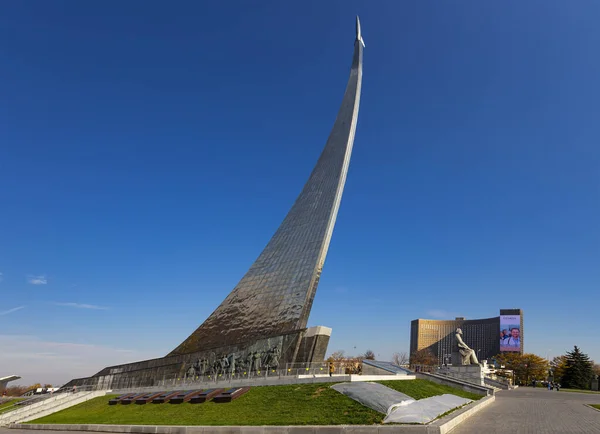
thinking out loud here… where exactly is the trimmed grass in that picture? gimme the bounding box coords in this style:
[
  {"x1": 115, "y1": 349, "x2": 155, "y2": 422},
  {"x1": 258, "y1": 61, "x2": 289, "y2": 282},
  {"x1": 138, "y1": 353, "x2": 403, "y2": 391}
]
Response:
[
  {"x1": 377, "y1": 379, "x2": 482, "y2": 401},
  {"x1": 29, "y1": 380, "x2": 480, "y2": 426},
  {"x1": 561, "y1": 388, "x2": 600, "y2": 395},
  {"x1": 591, "y1": 404, "x2": 600, "y2": 410},
  {"x1": 0, "y1": 398, "x2": 24, "y2": 415}
]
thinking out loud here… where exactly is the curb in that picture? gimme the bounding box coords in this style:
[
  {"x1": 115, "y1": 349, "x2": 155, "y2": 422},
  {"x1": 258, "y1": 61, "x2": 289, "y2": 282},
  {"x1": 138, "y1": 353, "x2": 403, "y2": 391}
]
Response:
[
  {"x1": 585, "y1": 404, "x2": 600, "y2": 413},
  {"x1": 431, "y1": 394, "x2": 495, "y2": 434},
  {"x1": 7, "y1": 395, "x2": 495, "y2": 434}
]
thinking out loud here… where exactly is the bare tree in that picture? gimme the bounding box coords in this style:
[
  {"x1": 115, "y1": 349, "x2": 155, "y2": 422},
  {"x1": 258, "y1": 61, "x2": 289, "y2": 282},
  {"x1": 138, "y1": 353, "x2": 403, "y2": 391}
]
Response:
[
  {"x1": 363, "y1": 349, "x2": 376, "y2": 360},
  {"x1": 326, "y1": 350, "x2": 368, "y2": 374},
  {"x1": 328, "y1": 350, "x2": 346, "y2": 362},
  {"x1": 392, "y1": 352, "x2": 409, "y2": 366},
  {"x1": 410, "y1": 349, "x2": 437, "y2": 366}
]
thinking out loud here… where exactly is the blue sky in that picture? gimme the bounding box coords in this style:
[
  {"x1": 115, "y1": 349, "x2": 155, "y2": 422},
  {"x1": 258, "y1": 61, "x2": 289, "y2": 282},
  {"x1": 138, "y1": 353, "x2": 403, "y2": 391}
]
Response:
[{"x1": 1, "y1": 1, "x2": 599, "y2": 384}]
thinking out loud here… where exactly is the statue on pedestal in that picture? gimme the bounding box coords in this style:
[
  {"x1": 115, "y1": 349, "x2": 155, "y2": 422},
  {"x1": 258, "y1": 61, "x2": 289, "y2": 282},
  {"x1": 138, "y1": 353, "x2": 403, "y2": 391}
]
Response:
[{"x1": 454, "y1": 328, "x2": 480, "y2": 366}]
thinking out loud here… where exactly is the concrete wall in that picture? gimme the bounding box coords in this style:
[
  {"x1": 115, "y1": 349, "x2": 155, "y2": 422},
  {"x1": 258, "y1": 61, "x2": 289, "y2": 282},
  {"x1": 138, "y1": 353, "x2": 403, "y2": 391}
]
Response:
[
  {"x1": 415, "y1": 372, "x2": 493, "y2": 396},
  {"x1": 440, "y1": 366, "x2": 484, "y2": 386},
  {"x1": 362, "y1": 364, "x2": 396, "y2": 376},
  {"x1": 295, "y1": 327, "x2": 331, "y2": 367}
]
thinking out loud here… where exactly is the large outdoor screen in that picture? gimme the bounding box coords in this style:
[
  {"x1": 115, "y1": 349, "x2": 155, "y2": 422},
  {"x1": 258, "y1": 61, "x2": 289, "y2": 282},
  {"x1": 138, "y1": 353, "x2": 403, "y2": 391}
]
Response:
[{"x1": 500, "y1": 315, "x2": 521, "y2": 352}]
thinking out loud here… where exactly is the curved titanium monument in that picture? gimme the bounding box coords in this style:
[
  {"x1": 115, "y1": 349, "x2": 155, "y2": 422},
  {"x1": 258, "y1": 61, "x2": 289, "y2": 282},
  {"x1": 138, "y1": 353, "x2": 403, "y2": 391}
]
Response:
[
  {"x1": 170, "y1": 18, "x2": 364, "y2": 356},
  {"x1": 67, "y1": 18, "x2": 364, "y2": 389}
]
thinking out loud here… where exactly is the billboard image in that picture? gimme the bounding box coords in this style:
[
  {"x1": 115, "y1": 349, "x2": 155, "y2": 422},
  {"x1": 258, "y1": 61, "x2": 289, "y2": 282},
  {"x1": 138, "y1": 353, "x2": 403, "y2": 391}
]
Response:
[{"x1": 500, "y1": 315, "x2": 521, "y2": 352}]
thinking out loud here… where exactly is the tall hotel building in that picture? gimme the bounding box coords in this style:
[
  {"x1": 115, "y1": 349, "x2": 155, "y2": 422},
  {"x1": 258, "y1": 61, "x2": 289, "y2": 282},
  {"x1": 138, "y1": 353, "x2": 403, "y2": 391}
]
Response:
[{"x1": 410, "y1": 309, "x2": 524, "y2": 365}]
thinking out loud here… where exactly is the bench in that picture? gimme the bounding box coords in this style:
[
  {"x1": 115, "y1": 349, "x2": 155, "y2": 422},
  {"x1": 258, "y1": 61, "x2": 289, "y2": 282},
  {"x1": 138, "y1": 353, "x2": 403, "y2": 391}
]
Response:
[
  {"x1": 151, "y1": 391, "x2": 182, "y2": 404},
  {"x1": 121, "y1": 393, "x2": 148, "y2": 405},
  {"x1": 168, "y1": 390, "x2": 203, "y2": 404},
  {"x1": 188, "y1": 389, "x2": 222, "y2": 404},
  {"x1": 135, "y1": 392, "x2": 164, "y2": 404},
  {"x1": 108, "y1": 393, "x2": 137, "y2": 405},
  {"x1": 212, "y1": 387, "x2": 250, "y2": 403}
]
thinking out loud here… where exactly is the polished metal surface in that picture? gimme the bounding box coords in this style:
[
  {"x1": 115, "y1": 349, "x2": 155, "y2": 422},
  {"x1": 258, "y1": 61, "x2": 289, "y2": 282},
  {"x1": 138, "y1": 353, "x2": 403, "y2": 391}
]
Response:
[{"x1": 170, "y1": 19, "x2": 364, "y2": 355}]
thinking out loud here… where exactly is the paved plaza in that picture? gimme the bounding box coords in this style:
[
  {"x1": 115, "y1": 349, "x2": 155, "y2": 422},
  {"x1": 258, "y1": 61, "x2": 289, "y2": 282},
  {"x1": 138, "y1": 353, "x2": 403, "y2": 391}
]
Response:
[{"x1": 452, "y1": 387, "x2": 600, "y2": 434}]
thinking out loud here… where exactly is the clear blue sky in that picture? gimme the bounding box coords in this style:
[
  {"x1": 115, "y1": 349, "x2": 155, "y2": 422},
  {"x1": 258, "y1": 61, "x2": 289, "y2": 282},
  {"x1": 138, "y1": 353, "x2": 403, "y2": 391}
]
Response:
[{"x1": 1, "y1": 1, "x2": 599, "y2": 384}]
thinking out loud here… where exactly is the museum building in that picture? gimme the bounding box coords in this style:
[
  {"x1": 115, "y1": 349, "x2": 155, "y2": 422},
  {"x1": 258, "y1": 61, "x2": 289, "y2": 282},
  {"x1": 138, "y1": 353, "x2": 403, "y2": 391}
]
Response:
[{"x1": 410, "y1": 309, "x2": 524, "y2": 365}]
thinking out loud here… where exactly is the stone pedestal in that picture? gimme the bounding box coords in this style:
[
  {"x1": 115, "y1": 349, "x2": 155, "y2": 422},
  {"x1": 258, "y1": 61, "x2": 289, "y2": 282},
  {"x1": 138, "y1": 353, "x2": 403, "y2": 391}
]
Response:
[
  {"x1": 451, "y1": 352, "x2": 461, "y2": 366},
  {"x1": 443, "y1": 365, "x2": 484, "y2": 386}
]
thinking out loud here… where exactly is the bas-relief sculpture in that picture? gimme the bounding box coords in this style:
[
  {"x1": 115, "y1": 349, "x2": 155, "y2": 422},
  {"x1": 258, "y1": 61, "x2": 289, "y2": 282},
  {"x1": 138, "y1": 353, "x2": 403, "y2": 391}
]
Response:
[
  {"x1": 454, "y1": 328, "x2": 480, "y2": 366},
  {"x1": 184, "y1": 343, "x2": 283, "y2": 379}
]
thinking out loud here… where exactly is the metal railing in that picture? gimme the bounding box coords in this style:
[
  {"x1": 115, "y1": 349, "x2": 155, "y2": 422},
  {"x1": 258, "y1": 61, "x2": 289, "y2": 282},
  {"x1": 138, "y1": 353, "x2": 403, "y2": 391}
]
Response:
[
  {"x1": 69, "y1": 364, "x2": 352, "y2": 392},
  {"x1": 0, "y1": 391, "x2": 105, "y2": 426},
  {"x1": 151, "y1": 365, "x2": 347, "y2": 389},
  {"x1": 53, "y1": 384, "x2": 100, "y2": 394}
]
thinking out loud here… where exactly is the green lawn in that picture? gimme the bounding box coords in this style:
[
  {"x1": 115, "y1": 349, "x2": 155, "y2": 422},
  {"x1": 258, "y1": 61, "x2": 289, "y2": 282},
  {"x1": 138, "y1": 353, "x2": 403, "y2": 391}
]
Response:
[
  {"x1": 377, "y1": 379, "x2": 482, "y2": 401},
  {"x1": 561, "y1": 388, "x2": 600, "y2": 395},
  {"x1": 29, "y1": 380, "x2": 479, "y2": 426},
  {"x1": 590, "y1": 404, "x2": 600, "y2": 410},
  {"x1": 0, "y1": 398, "x2": 24, "y2": 415}
]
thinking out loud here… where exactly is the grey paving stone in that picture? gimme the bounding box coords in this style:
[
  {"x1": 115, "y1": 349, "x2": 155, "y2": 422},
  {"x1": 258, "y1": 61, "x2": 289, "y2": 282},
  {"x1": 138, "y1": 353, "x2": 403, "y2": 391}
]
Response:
[
  {"x1": 341, "y1": 427, "x2": 377, "y2": 434},
  {"x1": 207, "y1": 427, "x2": 244, "y2": 434},
  {"x1": 451, "y1": 387, "x2": 600, "y2": 434},
  {"x1": 313, "y1": 427, "x2": 344, "y2": 433},
  {"x1": 225, "y1": 428, "x2": 263, "y2": 434},
  {"x1": 183, "y1": 428, "x2": 206, "y2": 434},
  {"x1": 378, "y1": 425, "x2": 427, "y2": 433},
  {"x1": 287, "y1": 427, "x2": 316, "y2": 434}
]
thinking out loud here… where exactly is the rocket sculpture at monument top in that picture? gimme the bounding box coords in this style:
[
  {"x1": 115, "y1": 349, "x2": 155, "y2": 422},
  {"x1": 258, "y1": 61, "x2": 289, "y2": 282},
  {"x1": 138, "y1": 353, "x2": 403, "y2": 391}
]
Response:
[{"x1": 356, "y1": 15, "x2": 366, "y2": 48}]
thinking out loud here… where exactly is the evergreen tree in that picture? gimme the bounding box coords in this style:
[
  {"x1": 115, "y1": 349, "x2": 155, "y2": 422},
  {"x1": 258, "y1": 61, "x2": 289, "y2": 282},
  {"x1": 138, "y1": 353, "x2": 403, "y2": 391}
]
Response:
[{"x1": 561, "y1": 346, "x2": 594, "y2": 390}]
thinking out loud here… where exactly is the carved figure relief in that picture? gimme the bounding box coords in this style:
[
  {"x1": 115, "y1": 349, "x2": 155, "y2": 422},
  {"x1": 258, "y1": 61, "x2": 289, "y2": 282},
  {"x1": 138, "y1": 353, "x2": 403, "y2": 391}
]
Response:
[{"x1": 183, "y1": 337, "x2": 287, "y2": 379}]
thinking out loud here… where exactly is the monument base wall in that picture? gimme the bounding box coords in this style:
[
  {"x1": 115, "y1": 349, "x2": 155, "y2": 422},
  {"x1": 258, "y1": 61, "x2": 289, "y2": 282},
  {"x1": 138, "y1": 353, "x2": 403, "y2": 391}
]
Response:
[
  {"x1": 294, "y1": 326, "x2": 331, "y2": 367},
  {"x1": 440, "y1": 365, "x2": 485, "y2": 386},
  {"x1": 62, "y1": 326, "x2": 331, "y2": 390}
]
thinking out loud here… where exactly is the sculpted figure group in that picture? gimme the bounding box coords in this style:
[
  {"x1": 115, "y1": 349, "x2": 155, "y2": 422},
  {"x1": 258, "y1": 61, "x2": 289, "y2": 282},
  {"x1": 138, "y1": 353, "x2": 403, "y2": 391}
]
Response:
[{"x1": 185, "y1": 344, "x2": 281, "y2": 379}]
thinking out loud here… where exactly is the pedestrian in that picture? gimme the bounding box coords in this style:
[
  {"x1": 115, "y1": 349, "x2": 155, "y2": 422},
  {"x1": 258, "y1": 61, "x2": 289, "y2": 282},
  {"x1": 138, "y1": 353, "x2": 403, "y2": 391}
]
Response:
[
  {"x1": 555, "y1": 382, "x2": 560, "y2": 391},
  {"x1": 328, "y1": 361, "x2": 335, "y2": 377}
]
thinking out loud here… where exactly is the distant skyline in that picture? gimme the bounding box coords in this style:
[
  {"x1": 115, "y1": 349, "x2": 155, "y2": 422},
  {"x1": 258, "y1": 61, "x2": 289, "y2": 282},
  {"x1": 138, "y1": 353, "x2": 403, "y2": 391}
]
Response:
[{"x1": 1, "y1": 1, "x2": 599, "y2": 385}]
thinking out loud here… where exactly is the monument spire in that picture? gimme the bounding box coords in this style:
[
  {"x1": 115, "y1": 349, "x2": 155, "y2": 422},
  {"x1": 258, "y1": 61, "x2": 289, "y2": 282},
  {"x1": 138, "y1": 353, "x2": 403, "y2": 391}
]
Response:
[
  {"x1": 170, "y1": 18, "x2": 364, "y2": 356},
  {"x1": 356, "y1": 15, "x2": 365, "y2": 47}
]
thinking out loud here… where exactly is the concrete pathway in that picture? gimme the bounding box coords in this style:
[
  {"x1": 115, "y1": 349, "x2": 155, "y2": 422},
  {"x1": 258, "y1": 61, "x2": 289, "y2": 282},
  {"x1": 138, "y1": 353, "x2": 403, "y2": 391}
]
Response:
[{"x1": 451, "y1": 387, "x2": 600, "y2": 434}]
